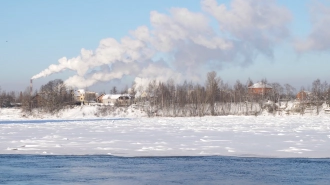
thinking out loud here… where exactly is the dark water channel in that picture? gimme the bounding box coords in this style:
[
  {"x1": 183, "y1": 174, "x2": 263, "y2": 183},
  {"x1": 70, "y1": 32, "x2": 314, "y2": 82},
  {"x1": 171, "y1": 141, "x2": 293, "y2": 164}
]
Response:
[{"x1": 1, "y1": 155, "x2": 329, "y2": 185}]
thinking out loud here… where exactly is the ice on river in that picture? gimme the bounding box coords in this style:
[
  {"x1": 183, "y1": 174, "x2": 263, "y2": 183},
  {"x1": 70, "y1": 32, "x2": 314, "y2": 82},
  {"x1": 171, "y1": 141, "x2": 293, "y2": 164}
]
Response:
[{"x1": 1, "y1": 115, "x2": 330, "y2": 158}]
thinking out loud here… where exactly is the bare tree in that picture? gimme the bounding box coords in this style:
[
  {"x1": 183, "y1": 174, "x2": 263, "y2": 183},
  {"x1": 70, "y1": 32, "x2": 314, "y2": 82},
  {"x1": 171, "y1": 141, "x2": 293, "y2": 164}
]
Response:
[
  {"x1": 191, "y1": 84, "x2": 207, "y2": 117},
  {"x1": 110, "y1": 86, "x2": 118, "y2": 94},
  {"x1": 120, "y1": 85, "x2": 129, "y2": 94},
  {"x1": 129, "y1": 82, "x2": 137, "y2": 97},
  {"x1": 21, "y1": 87, "x2": 34, "y2": 114},
  {"x1": 321, "y1": 81, "x2": 329, "y2": 102},
  {"x1": 0, "y1": 90, "x2": 16, "y2": 108},
  {"x1": 261, "y1": 78, "x2": 268, "y2": 84},
  {"x1": 246, "y1": 78, "x2": 254, "y2": 87},
  {"x1": 270, "y1": 83, "x2": 283, "y2": 103},
  {"x1": 234, "y1": 80, "x2": 246, "y2": 103},
  {"x1": 85, "y1": 93, "x2": 96, "y2": 104},
  {"x1": 36, "y1": 79, "x2": 71, "y2": 114},
  {"x1": 312, "y1": 79, "x2": 322, "y2": 114},
  {"x1": 284, "y1": 84, "x2": 296, "y2": 100},
  {"x1": 166, "y1": 79, "x2": 176, "y2": 116},
  {"x1": 206, "y1": 71, "x2": 221, "y2": 116},
  {"x1": 326, "y1": 87, "x2": 330, "y2": 107}
]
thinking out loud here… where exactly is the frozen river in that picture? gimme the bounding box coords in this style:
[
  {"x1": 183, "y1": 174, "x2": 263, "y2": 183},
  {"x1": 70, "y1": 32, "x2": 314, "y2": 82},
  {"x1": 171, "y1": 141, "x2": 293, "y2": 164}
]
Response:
[
  {"x1": 1, "y1": 116, "x2": 330, "y2": 184},
  {"x1": 1, "y1": 116, "x2": 330, "y2": 157}
]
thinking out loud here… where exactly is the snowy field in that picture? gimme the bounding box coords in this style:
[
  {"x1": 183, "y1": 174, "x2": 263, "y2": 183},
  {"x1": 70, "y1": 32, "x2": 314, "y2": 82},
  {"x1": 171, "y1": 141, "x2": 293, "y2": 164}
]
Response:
[{"x1": 1, "y1": 107, "x2": 330, "y2": 158}]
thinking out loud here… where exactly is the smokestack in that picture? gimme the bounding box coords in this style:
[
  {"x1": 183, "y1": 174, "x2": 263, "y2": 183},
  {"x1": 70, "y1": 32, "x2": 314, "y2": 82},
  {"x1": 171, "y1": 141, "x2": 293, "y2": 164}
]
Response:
[{"x1": 30, "y1": 79, "x2": 33, "y2": 96}]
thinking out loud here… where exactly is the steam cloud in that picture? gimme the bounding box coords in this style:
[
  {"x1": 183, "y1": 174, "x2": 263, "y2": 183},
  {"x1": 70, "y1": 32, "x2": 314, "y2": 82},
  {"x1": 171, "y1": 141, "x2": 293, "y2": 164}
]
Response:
[
  {"x1": 32, "y1": 0, "x2": 291, "y2": 89},
  {"x1": 295, "y1": 3, "x2": 330, "y2": 52}
]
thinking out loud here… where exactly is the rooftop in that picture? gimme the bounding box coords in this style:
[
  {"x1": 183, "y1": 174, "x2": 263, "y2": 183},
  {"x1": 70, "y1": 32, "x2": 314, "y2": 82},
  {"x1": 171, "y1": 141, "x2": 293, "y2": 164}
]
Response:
[{"x1": 248, "y1": 82, "x2": 272, "y2": 89}]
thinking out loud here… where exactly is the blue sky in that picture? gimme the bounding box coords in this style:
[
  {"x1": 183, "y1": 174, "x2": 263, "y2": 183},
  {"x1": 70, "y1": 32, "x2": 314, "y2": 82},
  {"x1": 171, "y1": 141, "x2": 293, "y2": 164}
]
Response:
[{"x1": 1, "y1": 0, "x2": 329, "y2": 93}]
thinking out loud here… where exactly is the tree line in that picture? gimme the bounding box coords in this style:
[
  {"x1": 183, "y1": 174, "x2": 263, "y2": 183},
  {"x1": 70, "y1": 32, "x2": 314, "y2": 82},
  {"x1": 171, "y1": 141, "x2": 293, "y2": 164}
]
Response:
[
  {"x1": 18, "y1": 79, "x2": 73, "y2": 114},
  {"x1": 1, "y1": 71, "x2": 330, "y2": 116},
  {"x1": 131, "y1": 71, "x2": 330, "y2": 116}
]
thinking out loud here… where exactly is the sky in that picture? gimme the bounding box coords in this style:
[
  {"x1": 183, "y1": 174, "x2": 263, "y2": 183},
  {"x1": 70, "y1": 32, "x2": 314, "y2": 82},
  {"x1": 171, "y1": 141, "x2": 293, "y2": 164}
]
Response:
[{"x1": 1, "y1": 0, "x2": 330, "y2": 93}]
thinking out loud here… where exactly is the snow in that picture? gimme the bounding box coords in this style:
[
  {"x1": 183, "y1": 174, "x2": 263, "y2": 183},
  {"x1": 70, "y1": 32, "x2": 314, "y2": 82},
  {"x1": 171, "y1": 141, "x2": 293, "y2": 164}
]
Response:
[
  {"x1": 1, "y1": 107, "x2": 330, "y2": 158},
  {"x1": 74, "y1": 89, "x2": 85, "y2": 95},
  {"x1": 248, "y1": 82, "x2": 272, "y2": 89},
  {"x1": 0, "y1": 106, "x2": 146, "y2": 120},
  {"x1": 102, "y1": 94, "x2": 122, "y2": 100}
]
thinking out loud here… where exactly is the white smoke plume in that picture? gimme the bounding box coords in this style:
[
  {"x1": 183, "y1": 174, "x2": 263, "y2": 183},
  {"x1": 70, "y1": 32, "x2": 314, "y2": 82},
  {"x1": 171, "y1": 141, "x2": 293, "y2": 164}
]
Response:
[
  {"x1": 295, "y1": 2, "x2": 330, "y2": 52},
  {"x1": 32, "y1": 0, "x2": 291, "y2": 90}
]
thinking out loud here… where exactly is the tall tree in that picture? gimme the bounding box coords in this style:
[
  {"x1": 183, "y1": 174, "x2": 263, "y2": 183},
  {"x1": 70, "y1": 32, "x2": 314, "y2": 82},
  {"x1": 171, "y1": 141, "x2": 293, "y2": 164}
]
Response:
[
  {"x1": 39, "y1": 79, "x2": 70, "y2": 113},
  {"x1": 110, "y1": 86, "x2": 118, "y2": 94},
  {"x1": 206, "y1": 71, "x2": 221, "y2": 116},
  {"x1": 284, "y1": 84, "x2": 296, "y2": 100},
  {"x1": 270, "y1": 83, "x2": 283, "y2": 103},
  {"x1": 312, "y1": 79, "x2": 322, "y2": 114}
]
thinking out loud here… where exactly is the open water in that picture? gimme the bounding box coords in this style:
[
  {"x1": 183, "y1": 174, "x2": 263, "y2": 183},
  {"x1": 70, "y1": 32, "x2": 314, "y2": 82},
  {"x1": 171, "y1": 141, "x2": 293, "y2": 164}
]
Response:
[{"x1": 1, "y1": 155, "x2": 329, "y2": 185}]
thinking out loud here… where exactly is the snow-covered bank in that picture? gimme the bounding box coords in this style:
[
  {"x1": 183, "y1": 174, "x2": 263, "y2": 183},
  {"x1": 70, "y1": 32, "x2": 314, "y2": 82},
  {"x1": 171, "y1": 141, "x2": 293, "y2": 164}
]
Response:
[
  {"x1": 1, "y1": 101, "x2": 330, "y2": 120},
  {"x1": 0, "y1": 106, "x2": 147, "y2": 120},
  {"x1": 1, "y1": 116, "x2": 330, "y2": 158}
]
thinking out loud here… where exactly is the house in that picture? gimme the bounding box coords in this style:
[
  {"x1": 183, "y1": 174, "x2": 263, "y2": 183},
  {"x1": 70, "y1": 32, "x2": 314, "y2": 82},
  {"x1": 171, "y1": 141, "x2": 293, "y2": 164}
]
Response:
[
  {"x1": 296, "y1": 91, "x2": 311, "y2": 101},
  {"x1": 71, "y1": 89, "x2": 84, "y2": 104},
  {"x1": 71, "y1": 89, "x2": 97, "y2": 104},
  {"x1": 248, "y1": 82, "x2": 272, "y2": 95},
  {"x1": 85, "y1": 91, "x2": 98, "y2": 104},
  {"x1": 102, "y1": 94, "x2": 132, "y2": 106},
  {"x1": 140, "y1": 91, "x2": 148, "y2": 98},
  {"x1": 102, "y1": 94, "x2": 119, "y2": 105},
  {"x1": 96, "y1": 94, "x2": 105, "y2": 103}
]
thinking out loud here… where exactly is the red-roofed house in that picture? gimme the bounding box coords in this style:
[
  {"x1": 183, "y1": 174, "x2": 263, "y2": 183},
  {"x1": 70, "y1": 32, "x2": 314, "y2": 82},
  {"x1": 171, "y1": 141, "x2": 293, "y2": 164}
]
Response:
[{"x1": 248, "y1": 82, "x2": 272, "y2": 95}]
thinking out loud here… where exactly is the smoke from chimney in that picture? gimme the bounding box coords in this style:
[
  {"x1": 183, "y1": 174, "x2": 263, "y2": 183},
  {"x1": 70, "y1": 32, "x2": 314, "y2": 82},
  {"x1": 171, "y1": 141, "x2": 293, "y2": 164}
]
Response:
[{"x1": 31, "y1": 0, "x2": 291, "y2": 90}]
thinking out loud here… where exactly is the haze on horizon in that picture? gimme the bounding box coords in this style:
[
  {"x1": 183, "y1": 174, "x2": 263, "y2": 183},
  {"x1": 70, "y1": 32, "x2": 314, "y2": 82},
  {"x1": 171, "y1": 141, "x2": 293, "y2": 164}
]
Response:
[{"x1": 1, "y1": 0, "x2": 330, "y2": 93}]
